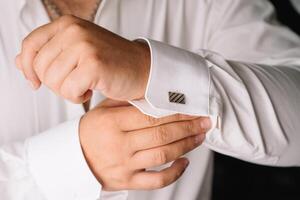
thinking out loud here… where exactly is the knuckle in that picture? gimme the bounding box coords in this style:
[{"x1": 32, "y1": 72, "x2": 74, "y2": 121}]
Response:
[
  {"x1": 22, "y1": 37, "x2": 34, "y2": 50},
  {"x1": 44, "y1": 73, "x2": 58, "y2": 89},
  {"x1": 23, "y1": 68, "x2": 37, "y2": 80},
  {"x1": 185, "y1": 120, "x2": 200, "y2": 134},
  {"x1": 59, "y1": 82, "x2": 69, "y2": 96},
  {"x1": 65, "y1": 22, "x2": 85, "y2": 35},
  {"x1": 154, "y1": 126, "x2": 169, "y2": 144},
  {"x1": 60, "y1": 83, "x2": 80, "y2": 103},
  {"x1": 184, "y1": 121, "x2": 195, "y2": 133},
  {"x1": 153, "y1": 150, "x2": 168, "y2": 164},
  {"x1": 77, "y1": 40, "x2": 95, "y2": 53},
  {"x1": 146, "y1": 115, "x2": 159, "y2": 126},
  {"x1": 43, "y1": 74, "x2": 52, "y2": 86},
  {"x1": 84, "y1": 51, "x2": 102, "y2": 67},
  {"x1": 193, "y1": 119, "x2": 203, "y2": 133},
  {"x1": 32, "y1": 60, "x2": 42, "y2": 75},
  {"x1": 59, "y1": 15, "x2": 78, "y2": 25},
  {"x1": 95, "y1": 75, "x2": 110, "y2": 93}
]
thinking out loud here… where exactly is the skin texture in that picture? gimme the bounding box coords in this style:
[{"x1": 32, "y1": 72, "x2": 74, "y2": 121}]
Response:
[
  {"x1": 16, "y1": 11, "x2": 213, "y2": 190},
  {"x1": 16, "y1": 15, "x2": 150, "y2": 103},
  {"x1": 79, "y1": 99, "x2": 211, "y2": 190}
]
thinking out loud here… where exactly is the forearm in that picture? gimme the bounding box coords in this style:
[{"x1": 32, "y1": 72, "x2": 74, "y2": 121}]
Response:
[
  {"x1": 131, "y1": 39, "x2": 300, "y2": 166},
  {"x1": 204, "y1": 51, "x2": 300, "y2": 166}
]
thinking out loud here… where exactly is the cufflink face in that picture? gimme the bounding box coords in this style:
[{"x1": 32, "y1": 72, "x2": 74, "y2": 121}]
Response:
[{"x1": 168, "y1": 92, "x2": 186, "y2": 104}]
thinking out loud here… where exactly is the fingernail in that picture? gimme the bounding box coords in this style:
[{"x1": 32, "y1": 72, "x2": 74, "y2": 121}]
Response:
[
  {"x1": 195, "y1": 134, "x2": 205, "y2": 144},
  {"x1": 200, "y1": 118, "x2": 211, "y2": 130}
]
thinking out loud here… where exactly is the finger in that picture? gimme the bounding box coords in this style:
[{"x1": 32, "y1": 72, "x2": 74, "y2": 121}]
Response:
[
  {"x1": 128, "y1": 118, "x2": 209, "y2": 151},
  {"x1": 16, "y1": 54, "x2": 38, "y2": 89},
  {"x1": 19, "y1": 16, "x2": 78, "y2": 88},
  {"x1": 60, "y1": 64, "x2": 95, "y2": 103},
  {"x1": 20, "y1": 50, "x2": 41, "y2": 89},
  {"x1": 41, "y1": 45, "x2": 80, "y2": 93},
  {"x1": 33, "y1": 35, "x2": 63, "y2": 81},
  {"x1": 21, "y1": 16, "x2": 77, "y2": 58},
  {"x1": 20, "y1": 23, "x2": 55, "y2": 89},
  {"x1": 129, "y1": 158, "x2": 189, "y2": 190},
  {"x1": 112, "y1": 106, "x2": 200, "y2": 131},
  {"x1": 130, "y1": 134, "x2": 205, "y2": 169}
]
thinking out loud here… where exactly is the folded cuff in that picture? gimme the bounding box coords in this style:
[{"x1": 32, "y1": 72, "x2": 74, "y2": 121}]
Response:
[{"x1": 26, "y1": 118, "x2": 101, "y2": 200}]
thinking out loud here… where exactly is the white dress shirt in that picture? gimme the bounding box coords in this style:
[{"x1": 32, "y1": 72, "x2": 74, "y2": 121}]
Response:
[{"x1": 0, "y1": 0, "x2": 300, "y2": 200}]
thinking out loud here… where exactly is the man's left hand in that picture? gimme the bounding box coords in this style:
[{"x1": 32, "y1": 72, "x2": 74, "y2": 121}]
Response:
[{"x1": 16, "y1": 15, "x2": 150, "y2": 103}]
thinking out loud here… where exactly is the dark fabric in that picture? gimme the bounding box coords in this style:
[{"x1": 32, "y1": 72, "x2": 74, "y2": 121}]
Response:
[
  {"x1": 212, "y1": 153, "x2": 300, "y2": 200},
  {"x1": 212, "y1": 1, "x2": 300, "y2": 200},
  {"x1": 270, "y1": 0, "x2": 300, "y2": 34}
]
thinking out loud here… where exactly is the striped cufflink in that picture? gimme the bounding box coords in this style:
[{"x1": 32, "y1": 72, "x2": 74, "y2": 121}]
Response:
[{"x1": 168, "y1": 92, "x2": 186, "y2": 104}]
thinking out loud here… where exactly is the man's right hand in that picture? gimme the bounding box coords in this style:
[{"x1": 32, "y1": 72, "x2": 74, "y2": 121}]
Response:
[{"x1": 79, "y1": 99, "x2": 211, "y2": 191}]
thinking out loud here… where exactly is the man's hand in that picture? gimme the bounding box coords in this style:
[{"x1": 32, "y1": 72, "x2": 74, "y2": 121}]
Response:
[
  {"x1": 16, "y1": 15, "x2": 150, "y2": 103},
  {"x1": 79, "y1": 99, "x2": 211, "y2": 191}
]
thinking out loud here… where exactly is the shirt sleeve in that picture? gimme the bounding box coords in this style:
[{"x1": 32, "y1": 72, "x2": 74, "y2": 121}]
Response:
[
  {"x1": 131, "y1": 0, "x2": 300, "y2": 167},
  {"x1": 0, "y1": 118, "x2": 101, "y2": 200}
]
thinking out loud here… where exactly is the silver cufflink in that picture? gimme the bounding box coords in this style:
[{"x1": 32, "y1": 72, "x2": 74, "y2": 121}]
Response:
[{"x1": 168, "y1": 92, "x2": 186, "y2": 104}]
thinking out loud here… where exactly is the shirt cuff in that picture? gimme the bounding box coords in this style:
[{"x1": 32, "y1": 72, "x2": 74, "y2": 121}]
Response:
[
  {"x1": 26, "y1": 118, "x2": 101, "y2": 200},
  {"x1": 129, "y1": 39, "x2": 281, "y2": 166},
  {"x1": 130, "y1": 38, "x2": 211, "y2": 118},
  {"x1": 130, "y1": 39, "x2": 223, "y2": 157}
]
